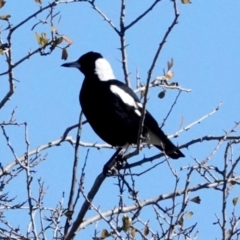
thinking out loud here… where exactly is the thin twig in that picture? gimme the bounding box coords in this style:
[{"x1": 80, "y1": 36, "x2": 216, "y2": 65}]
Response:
[
  {"x1": 24, "y1": 123, "x2": 39, "y2": 239},
  {"x1": 64, "y1": 111, "x2": 83, "y2": 235},
  {"x1": 160, "y1": 91, "x2": 182, "y2": 128},
  {"x1": 136, "y1": 0, "x2": 179, "y2": 154},
  {"x1": 125, "y1": 0, "x2": 161, "y2": 30},
  {"x1": 88, "y1": 0, "x2": 119, "y2": 34},
  {"x1": 64, "y1": 172, "x2": 106, "y2": 240},
  {"x1": 119, "y1": 0, "x2": 130, "y2": 86},
  {"x1": 79, "y1": 176, "x2": 240, "y2": 229}
]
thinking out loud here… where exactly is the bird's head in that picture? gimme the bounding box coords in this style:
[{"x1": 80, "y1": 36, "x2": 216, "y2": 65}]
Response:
[{"x1": 61, "y1": 51, "x2": 115, "y2": 81}]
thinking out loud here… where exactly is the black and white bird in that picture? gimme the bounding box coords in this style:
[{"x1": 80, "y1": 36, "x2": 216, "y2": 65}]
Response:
[{"x1": 62, "y1": 51, "x2": 184, "y2": 159}]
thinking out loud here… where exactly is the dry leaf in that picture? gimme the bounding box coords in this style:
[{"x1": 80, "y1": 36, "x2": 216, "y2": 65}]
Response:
[
  {"x1": 167, "y1": 58, "x2": 174, "y2": 70},
  {"x1": 226, "y1": 230, "x2": 232, "y2": 237},
  {"x1": 0, "y1": 14, "x2": 10, "y2": 20},
  {"x1": 41, "y1": 33, "x2": 48, "y2": 45},
  {"x1": 35, "y1": 32, "x2": 49, "y2": 47},
  {"x1": 185, "y1": 211, "x2": 194, "y2": 219},
  {"x1": 35, "y1": 33, "x2": 41, "y2": 44},
  {"x1": 0, "y1": 0, "x2": 6, "y2": 9},
  {"x1": 131, "y1": 228, "x2": 136, "y2": 238},
  {"x1": 62, "y1": 48, "x2": 68, "y2": 60},
  {"x1": 233, "y1": 197, "x2": 239, "y2": 206},
  {"x1": 190, "y1": 196, "x2": 201, "y2": 204},
  {"x1": 101, "y1": 229, "x2": 109, "y2": 239},
  {"x1": 52, "y1": 37, "x2": 63, "y2": 48},
  {"x1": 0, "y1": 43, "x2": 8, "y2": 50},
  {"x1": 35, "y1": 0, "x2": 42, "y2": 4},
  {"x1": 122, "y1": 214, "x2": 132, "y2": 232},
  {"x1": 140, "y1": 89, "x2": 145, "y2": 99},
  {"x1": 51, "y1": 26, "x2": 57, "y2": 33},
  {"x1": 62, "y1": 35, "x2": 73, "y2": 45},
  {"x1": 178, "y1": 216, "x2": 184, "y2": 227},
  {"x1": 181, "y1": 0, "x2": 192, "y2": 3},
  {"x1": 165, "y1": 70, "x2": 174, "y2": 80},
  {"x1": 144, "y1": 225, "x2": 149, "y2": 236},
  {"x1": 158, "y1": 91, "x2": 165, "y2": 99},
  {"x1": 63, "y1": 210, "x2": 73, "y2": 217}
]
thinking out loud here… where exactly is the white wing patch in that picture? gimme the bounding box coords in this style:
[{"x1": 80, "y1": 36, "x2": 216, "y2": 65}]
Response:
[
  {"x1": 134, "y1": 109, "x2": 141, "y2": 116},
  {"x1": 95, "y1": 58, "x2": 115, "y2": 81},
  {"x1": 137, "y1": 102, "x2": 143, "y2": 108},
  {"x1": 110, "y1": 85, "x2": 142, "y2": 116}
]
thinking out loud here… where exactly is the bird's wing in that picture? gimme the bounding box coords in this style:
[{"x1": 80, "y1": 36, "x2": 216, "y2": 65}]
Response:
[
  {"x1": 108, "y1": 80, "x2": 143, "y2": 116},
  {"x1": 108, "y1": 80, "x2": 164, "y2": 141},
  {"x1": 108, "y1": 80, "x2": 184, "y2": 159}
]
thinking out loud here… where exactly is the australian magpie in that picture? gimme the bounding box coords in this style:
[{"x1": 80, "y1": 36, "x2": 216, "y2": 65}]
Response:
[{"x1": 62, "y1": 51, "x2": 184, "y2": 159}]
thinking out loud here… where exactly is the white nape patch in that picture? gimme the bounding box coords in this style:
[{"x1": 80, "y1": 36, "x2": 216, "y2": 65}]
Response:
[
  {"x1": 110, "y1": 85, "x2": 140, "y2": 111},
  {"x1": 95, "y1": 58, "x2": 115, "y2": 81}
]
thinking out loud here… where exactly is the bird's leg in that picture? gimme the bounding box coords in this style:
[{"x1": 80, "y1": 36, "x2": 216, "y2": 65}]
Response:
[
  {"x1": 102, "y1": 145, "x2": 133, "y2": 176},
  {"x1": 122, "y1": 144, "x2": 132, "y2": 158},
  {"x1": 113, "y1": 145, "x2": 132, "y2": 169},
  {"x1": 103, "y1": 148, "x2": 124, "y2": 176}
]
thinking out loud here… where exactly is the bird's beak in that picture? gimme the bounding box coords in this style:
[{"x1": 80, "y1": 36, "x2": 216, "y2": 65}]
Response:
[{"x1": 61, "y1": 60, "x2": 80, "y2": 69}]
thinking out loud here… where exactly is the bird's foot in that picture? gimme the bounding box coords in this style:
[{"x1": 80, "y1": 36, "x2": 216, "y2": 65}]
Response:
[{"x1": 103, "y1": 150, "x2": 127, "y2": 176}]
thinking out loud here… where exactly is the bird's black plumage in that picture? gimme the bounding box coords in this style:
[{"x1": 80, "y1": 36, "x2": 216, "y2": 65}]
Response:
[{"x1": 62, "y1": 51, "x2": 184, "y2": 159}]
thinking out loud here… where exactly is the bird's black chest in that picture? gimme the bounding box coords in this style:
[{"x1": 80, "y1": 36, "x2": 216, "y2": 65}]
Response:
[
  {"x1": 80, "y1": 78, "x2": 110, "y2": 118},
  {"x1": 79, "y1": 78, "x2": 139, "y2": 146}
]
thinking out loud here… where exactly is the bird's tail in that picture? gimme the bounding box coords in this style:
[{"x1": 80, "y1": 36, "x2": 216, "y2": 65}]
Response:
[
  {"x1": 147, "y1": 127, "x2": 184, "y2": 159},
  {"x1": 154, "y1": 141, "x2": 184, "y2": 159}
]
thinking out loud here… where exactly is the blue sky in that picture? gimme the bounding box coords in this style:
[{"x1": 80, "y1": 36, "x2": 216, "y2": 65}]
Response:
[{"x1": 1, "y1": 0, "x2": 240, "y2": 239}]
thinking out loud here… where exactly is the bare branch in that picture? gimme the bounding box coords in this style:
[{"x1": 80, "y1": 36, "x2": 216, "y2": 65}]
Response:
[
  {"x1": 79, "y1": 176, "x2": 240, "y2": 229},
  {"x1": 136, "y1": 0, "x2": 179, "y2": 157},
  {"x1": 64, "y1": 111, "x2": 83, "y2": 235},
  {"x1": 88, "y1": 0, "x2": 119, "y2": 35},
  {"x1": 119, "y1": 0, "x2": 130, "y2": 86},
  {"x1": 64, "y1": 172, "x2": 106, "y2": 240},
  {"x1": 125, "y1": 0, "x2": 162, "y2": 30}
]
